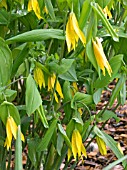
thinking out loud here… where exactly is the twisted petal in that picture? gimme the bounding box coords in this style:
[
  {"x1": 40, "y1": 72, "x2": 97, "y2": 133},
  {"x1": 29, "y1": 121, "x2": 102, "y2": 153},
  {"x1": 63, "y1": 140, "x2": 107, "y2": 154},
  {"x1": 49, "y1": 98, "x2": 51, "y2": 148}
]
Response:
[
  {"x1": 34, "y1": 67, "x2": 45, "y2": 89},
  {"x1": 66, "y1": 13, "x2": 77, "y2": 52},
  {"x1": 9, "y1": 116, "x2": 17, "y2": 139},
  {"x1": 93, "y1": 37, "x2": 112, "y2": 76},
  {"x1": 28, "y1": 0, "x2": 42, "y2": 19},
  {"x1": 71, "y1": 12, "x2": 86, "y2": 45},
  {"x1": 56, "y1": 80, "x2": 64, "y2": 98},
  {"x1": 66, "y1": 12, "x2": 86, "y2": 52}
]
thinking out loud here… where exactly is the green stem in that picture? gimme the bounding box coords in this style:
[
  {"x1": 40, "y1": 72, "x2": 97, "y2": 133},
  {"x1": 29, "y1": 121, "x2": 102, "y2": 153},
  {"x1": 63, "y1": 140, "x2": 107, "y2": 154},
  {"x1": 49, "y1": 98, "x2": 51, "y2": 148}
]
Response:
[
  {"x1": 52, "y1": 145, "x2": 68, "y2": 170},
  {"x1": 7, "y1": 149, "x2": 12, "y2": 170}
]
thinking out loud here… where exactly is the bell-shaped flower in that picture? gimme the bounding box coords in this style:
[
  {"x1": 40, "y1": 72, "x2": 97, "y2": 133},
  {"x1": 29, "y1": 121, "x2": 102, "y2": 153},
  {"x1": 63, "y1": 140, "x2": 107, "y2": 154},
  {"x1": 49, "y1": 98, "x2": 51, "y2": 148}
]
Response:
[
  {"x1": 96, "y1": 136, "x2": 107, "y2": 155},
  {"x1": 66, "y1": 12, "x2": 86, "y2": 52},
  {"x1": 34, "y1": 67, "x2": 45, "y2": 89},
  {"x1": 28, "y1": 0, "x2": 42, "y2": 19},
  {"x1": 48, "y1": 74, "x2": 64, "y2": 103},
  {"x1": 4, "y1": 116, "x2": 25, "y2": 150},
  {"x1": 71, "y1": 129, "x2": 87, "y2": 159},
  {"x1": 92, "y1": 37, "x2": 112, "y2": 76}
]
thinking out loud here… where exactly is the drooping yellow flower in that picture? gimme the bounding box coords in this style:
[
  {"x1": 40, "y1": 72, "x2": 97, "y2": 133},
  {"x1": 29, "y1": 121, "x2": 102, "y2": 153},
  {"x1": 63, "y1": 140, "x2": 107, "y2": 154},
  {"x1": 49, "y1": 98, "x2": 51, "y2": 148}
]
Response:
[
  {"x1": 96, "y1": 136, "x2": 107, "y2": 155},
  {"x1": 34, "y1": 67, "x2": 45, "y2": 89},
  {"x1": 28, "y1": 0, "x2": 42, "y2": 19},
  {"x1": 4, "y1": 116, "x2": 25, "y2": 150},
  {"x1": 48, "y1": 74, "x2": 64, "y2": 103},
  {"x1": 92, "y1": 37, "x2": 112, "y2": 76},
  {"x1": 103, "y1": 6, "x2": 112, "y2": 19},
  {"x1": 71, "y1": 129, "x2": 87, "y2": 159},
  {"x1": 66, "y1": 12, "x2": 86, "y2": 52}
]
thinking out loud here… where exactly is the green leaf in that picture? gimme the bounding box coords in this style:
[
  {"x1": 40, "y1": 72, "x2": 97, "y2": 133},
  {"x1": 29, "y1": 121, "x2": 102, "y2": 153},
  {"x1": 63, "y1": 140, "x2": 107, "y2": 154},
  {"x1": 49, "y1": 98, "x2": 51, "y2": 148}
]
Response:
[
  {"x1": 0, "y1": 101, "x2": 20, "y2": 125},
  {"x1": 0, "y1": 9, "x2": 8, "y2": 25},
  {"x1": 109, "y1": 74, "x2": 126, "y2": 107},
  {"x1": 37, "y1": 105, "x2": 48, "y2": 128},
  {"x1": 63, "y1": 81, "x2": 72, "y2": 121},
  {"x1": 15, "y1": 126, "x2": 23, "y2": 170},
  {"x1": 79, "y1": 0, "x2": 92, "y2": 29},
  {"x1": 59, "y1": 64, "x2": 78, "y2": 81},
  {"x1": 44, "y1": 0, "x2": 56, "y2": 20},
  {"x1": 103, "y1": 155, "x2": 127, "y2": 170},
  {"x1": 95, "y1": 0, "x2": 111, "y2": 8},
  {"x1": 118, "y1": 81, "x2": 126, "y2": 105},
  {"x1": 58, "y1": 123, "x2": 71, "y2": 149},
  {"x1": 48, "y1": 59, "x2": 74, "y2": 74},
  {"x1": 6, "y1": 29, "x2": 65, "y2": 44},
  {"x1": 71, "y1": 92, "x2": 93, "y2": 108},
  {"x1": 94, "y1": 55, "x2": 123, "y2": 88},
  {"x1": 57, "y1": 133, "x2": 64, "y2": 156},
  {"x1": 0, "y1": 89, "x2": 17, "y2": 103},
  {"x1": 37, "y1": 119, "x2": 57, "y2": 151},
  {"x1": 11, "y1": 43, "x2": 29, "y2": 78},
  {"x1": 96, "y1": 110, "x2": 120, "y2": 123},
  {"x1": 93, "y1": 88, "x2": 102, "y2": 104},
  {"x1": 0, "y1": 37, "x2": 12, "y2": 87},
  {"x1": 27, "y1": 137, "x2": 40, "y2": 168},
  {"x1": 94, "y1": 126, "x2": 126, "y2": 168},
  {"x1": 26, "y1": 74, "x2": 42, "y2": 116},
  {"x1": 91, "y1": 2, "x2": 119, "y2": 41}
]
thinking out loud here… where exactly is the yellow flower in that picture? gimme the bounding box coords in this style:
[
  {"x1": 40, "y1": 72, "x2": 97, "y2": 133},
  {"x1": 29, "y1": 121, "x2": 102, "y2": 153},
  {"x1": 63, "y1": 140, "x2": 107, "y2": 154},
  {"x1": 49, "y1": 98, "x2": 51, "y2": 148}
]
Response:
[
  {"x1": 34, "y1": 67, "x2": 45, "y2": 89},
  {"x1": 96, "y1": 136, "x2": 107, "y2": 155},
  {"x1": 48, "y1": 74, "x2": 64, "y2": 103},
  {"x1": 103, "y1": 6, "x2": 112, "y2": 19},
  {"x1": 28, "y1": 0, "x2": 42, "y2": 19},
  {"x1": 71, "y1": 129, "x2": 87, "y2": 159},
  {"x1": 66, "y1": 12, "x2": 86, "y2": 52},
  {"x1": 92, "y1": 37, "x2": 112, "y2": 76},
  {"x1": 4, "y1": 116, "x2": 25, "y2": 150}
]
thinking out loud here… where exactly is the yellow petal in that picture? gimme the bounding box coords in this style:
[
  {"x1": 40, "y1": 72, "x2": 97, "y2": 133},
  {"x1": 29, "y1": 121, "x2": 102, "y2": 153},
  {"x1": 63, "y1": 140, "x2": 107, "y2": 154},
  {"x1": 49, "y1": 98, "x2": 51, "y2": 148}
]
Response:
[
  {"x1": 21, "y1": 132, "x2": 25, "y2": 142},
  {"x1": 74, "y1": 129, "x2": 82, "y2": 158},
  {"x1": 72, "y1": 129, "x2": 78, "y2": 159},
  {"x1": 96, "y1": 136, "x2": 107, "y2": 155},
  {"x1": 78, "y1": 108, "x2": 83, "y2": 115},
  {"x1": 81, "y1": 143, "x2": 87, "y2": 158},
  {"x1": 4, "y1": 137, "x2": 10, "y2": 150},
  {"x1": 93, "y1": 37, "x2": 112, "y2": 76},
  {"x1": 56, "y1": 80, "x2": 64, "y2": 98},
  {"x1": 48, "y1": 76, "x2": 52, "y2": 91},
  {"x1": 28, "y1": 0, "x2": 42, "y2": 19},
  {"x1": 28, "y1": 0, "x2": 32, "y2": 11},
  {"x1": 54, "y1": 92, "x2": 59, "y2": 103},
  {"x1": 103, "y1": 6, "x2": 112, "y2": 19},
  {"x1": 67, "y1": 148, "x2": 72, "y2": 161},
  {"x1": 4, "y1": 117, "x2": 13, "y2": 149},
  {"x1": 72, "y1": 82, "x2": 78, "y2": 94},
  {"x1": 66, "y1": 13, "x2": 78, "y2": 52},
  {"x1": 51, "y1": 74, "x2": 56, "y2": 88},
  {"x1": 71, "y1": 12, "x2": 86, "y2": 45},
  {"x1": 9, "y1": 116, "x2": 18, "y2": 139},
  {"x1": 34, "y1": 67, "x2": 45, "y2": 89}
]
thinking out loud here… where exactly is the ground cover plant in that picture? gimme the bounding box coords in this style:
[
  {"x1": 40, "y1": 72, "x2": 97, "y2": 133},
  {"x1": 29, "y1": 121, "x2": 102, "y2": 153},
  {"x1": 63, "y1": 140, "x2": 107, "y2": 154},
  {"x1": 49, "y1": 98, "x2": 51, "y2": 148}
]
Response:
[{"x1": 0, "y1": 0, "x2": 127, "y2": 169}]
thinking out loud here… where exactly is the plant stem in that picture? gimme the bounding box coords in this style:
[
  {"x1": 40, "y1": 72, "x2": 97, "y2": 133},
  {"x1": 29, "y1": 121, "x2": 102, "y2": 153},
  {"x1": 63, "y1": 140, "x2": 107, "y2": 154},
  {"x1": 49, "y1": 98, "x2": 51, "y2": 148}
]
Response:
[{"x1": 7, "y1": 149, "x2": 12, "y2": 170}]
